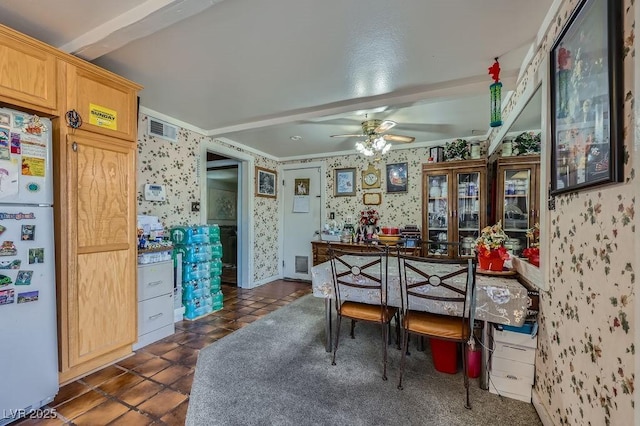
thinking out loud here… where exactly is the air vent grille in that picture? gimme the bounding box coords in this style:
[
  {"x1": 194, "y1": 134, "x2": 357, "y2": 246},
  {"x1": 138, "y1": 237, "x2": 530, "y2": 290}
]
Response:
[{"x1": 148, "y1": 118, "x2": 178, "y2": 142}]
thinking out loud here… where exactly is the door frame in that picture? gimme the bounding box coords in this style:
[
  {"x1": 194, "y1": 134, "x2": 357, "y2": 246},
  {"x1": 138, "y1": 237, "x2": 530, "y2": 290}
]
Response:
[
  {"x1": 199, "y1": 140, "x2": 254, "y2": 288},
  {"x1": 279, "y1": 161, "x2": 327, "y2": 278}
]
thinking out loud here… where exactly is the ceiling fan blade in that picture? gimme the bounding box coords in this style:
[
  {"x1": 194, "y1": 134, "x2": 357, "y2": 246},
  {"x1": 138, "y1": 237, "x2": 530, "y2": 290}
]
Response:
[
  {"x1": 374, "y1": 120, "x2": 397, "y2": 133},
  {"x1": 330, "y1": 133, "x2": 365, "y2": 138},
  {"x1": 383, "y1": 134, "x2": 415, "y2": 143}
]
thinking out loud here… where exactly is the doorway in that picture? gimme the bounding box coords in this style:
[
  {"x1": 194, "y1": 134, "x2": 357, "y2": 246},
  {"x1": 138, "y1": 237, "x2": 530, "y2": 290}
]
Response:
[{"x1": 200, "y1": 140, "x2": 254, "y2": 288}]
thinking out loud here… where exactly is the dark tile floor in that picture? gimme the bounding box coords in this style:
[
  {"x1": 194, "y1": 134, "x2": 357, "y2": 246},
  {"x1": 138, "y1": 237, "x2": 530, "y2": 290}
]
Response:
[{"x1": 14, "y1": 280, "x2": 311, "y2": 426}]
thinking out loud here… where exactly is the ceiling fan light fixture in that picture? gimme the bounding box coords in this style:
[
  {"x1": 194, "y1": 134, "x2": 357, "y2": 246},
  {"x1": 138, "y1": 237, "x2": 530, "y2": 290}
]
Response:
[
  {"x1": 375, "y1": 120, "x2": 397, "y2": 133},
  {"x1": 355, "y1": 136, "x2": 391, "y2": 158}
]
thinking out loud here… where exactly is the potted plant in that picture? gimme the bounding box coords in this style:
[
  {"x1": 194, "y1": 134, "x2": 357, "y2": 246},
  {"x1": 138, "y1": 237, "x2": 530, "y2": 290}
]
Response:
[
  {"x1": 474, "y1": 221, "x2": 509, "y2": 271},
  {"x1": 444, "y1": 138, "x2": 470, "y2": 161},
  {"x1": 513, "y1": 131, "x2": 541, "y2": 155},
  {"x1": 521, "y1": 223, "x2": 540, "y2": 266}
]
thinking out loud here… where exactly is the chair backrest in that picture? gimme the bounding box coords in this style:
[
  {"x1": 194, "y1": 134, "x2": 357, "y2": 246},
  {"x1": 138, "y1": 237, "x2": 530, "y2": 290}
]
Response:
[
  {"x1": 328, "y1": 245, "x2": 389, "y2": 308},
  {"x1": 396, "y1": 252, "x2": 477, "y2": 333}
]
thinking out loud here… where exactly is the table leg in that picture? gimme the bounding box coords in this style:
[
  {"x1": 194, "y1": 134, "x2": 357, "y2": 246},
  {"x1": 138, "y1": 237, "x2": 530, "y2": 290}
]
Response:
[
  {"x1": 324, "y1": 298, "x2": 333, "y2": 352},
  {"x1": 479, "y1": 320, "x2": 491, "y2": 390}
]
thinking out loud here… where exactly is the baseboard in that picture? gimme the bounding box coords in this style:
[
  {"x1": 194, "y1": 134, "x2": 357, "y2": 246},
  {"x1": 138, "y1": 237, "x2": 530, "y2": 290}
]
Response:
[
  {"x1": 532, "y1": 388, "x2": 555, "y2": 426},
  {"x1": 250, "y1": 274, "x2": 280, "y2": 288}
]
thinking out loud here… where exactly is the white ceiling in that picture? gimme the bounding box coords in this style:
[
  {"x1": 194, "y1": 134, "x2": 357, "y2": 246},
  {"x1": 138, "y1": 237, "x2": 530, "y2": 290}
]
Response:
[{"x1": 0, "y1": 0, "x2": 552, "y2": 160}]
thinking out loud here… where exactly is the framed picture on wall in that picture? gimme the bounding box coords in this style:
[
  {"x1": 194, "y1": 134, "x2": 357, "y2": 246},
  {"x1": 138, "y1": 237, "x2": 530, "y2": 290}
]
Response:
[
  {"x1": 334, "y1": 168, "x2": 356, "y2": 196},
  {"x1": 549, "y1": 0, "x2": 624, "y2": 196},
  {"x1": 386, "y1": 162, "x2": 408, "y2": 193},
  {"x1": 256, "y1": 166, "x2": 277, "y2": 198}
]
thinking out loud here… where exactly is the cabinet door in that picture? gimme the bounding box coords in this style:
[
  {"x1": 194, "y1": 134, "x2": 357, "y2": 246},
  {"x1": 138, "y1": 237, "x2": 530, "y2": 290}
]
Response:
[
  {"x1": 66, "y1": 133, "x2": 137, "y2": 368},
  {"x1": 423, "y1": 171, "x2": 451, "y2": 256},
  {"x1": 66, "y1": 64, "x2": 140, "y2": 141},
  {"x1": 0, "y1": 29, "x2": 57, "y2": 112},
  {"x1": 497, "y1": 164, "x2": 536, "y2": 256},
  {"x1": 454, "y1": 169, "x2": 483, "y2": 257}
]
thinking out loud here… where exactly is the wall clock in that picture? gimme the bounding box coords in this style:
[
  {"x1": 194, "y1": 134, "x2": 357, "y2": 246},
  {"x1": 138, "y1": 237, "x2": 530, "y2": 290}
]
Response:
[{"x1": 361, "y1": 164, "x2": 381, "y2": 189}]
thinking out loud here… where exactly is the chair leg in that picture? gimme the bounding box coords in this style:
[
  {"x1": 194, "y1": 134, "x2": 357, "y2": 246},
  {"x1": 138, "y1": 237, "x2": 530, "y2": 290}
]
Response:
[
  {"x1": 350, "y1": 319, "x2": 356, "y2": 339},
  {"x1": 397, "y1": 329, "x2": 410, "y2": 390},
  {"x1": 381, "y1": 323, "x2": 388, "y2": 381},
  {"x1": 332, "y1": 315, "x2": 343, "y2": 366},
  {"x1": 395, "y1": 313, "x2": 401, "y2": 350},
  {"x1": 462, "y1": 342, "x2": 471, "y2": 409}
]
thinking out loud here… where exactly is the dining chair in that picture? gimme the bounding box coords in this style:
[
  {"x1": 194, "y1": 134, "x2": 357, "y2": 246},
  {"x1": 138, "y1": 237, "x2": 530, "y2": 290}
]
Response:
[
  {"x1": 395, "y1": 252, "x2": 477, "y2": 409},
  {"x1": 328, "y1": 245, "x2": 398, "y2": 380}
]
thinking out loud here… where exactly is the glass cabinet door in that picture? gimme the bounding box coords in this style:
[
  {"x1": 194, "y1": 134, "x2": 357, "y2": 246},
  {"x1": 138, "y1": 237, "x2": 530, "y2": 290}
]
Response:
[
  {"x1": 502, "y1": 168, "x2": 532, "y2": 256},
  {"x1": 425, "y1": 173, "x2": 449, "y2": 256},
  {"x1": 456, "y1": 171, "x2": 480, "y2": 257}
]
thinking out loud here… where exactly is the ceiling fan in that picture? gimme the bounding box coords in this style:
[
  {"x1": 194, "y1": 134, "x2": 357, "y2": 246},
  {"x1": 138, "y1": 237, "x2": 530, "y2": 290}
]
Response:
[{"x1": 330, "y1": 119, "x2": 416, "y2": 144}]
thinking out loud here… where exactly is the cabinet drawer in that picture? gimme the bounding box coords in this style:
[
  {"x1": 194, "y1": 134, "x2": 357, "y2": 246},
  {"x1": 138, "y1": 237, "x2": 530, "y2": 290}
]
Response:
[
  {"x1": 494, "y1": 329, "x2": 538, "y2": 349},
  {"x1": 491, "y1": 356, "x2": 535, "y2": 383},
  {"x1": 492, "y1": 342, "x2": 536, "y2": 365},
  {"x1": 138, "y1": 294, "x2": 173, "y2": 335},
  {"x1": 138, "y1": 261, "x2": 174, "y2": 301}
]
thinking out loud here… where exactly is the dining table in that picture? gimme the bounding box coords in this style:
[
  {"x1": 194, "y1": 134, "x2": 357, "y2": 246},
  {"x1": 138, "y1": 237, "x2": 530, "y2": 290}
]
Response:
[{"x1": 310, "y1": 255, "x2": 533, "y2": 390}]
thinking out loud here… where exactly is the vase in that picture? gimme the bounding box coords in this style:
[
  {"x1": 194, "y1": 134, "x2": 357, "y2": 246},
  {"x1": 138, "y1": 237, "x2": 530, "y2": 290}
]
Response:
[
  {"x1": 527, "y1": 254, "x2": 540, "y2": 267},
  {"x1": 478, "y1": 250, "x2": 505, "y2": 271}
]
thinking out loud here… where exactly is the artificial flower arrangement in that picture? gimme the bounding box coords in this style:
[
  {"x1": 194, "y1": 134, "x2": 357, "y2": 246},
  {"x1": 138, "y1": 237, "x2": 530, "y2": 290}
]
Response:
[
  {"x1": 444, "y1": 138, "x2": 470, "y2": 161},
  {"x1": 513, "y1": 131, "x2": 541, "y2": 155},
  {"x1": 521, "y1": 222, "x2": 540, "y2": 266},
  {"x1": 474, "y1": 221, "x2": 509, "y2": 270},
  {"x1": 360, "y1": 207, "x2": 380, "y2": 226}
]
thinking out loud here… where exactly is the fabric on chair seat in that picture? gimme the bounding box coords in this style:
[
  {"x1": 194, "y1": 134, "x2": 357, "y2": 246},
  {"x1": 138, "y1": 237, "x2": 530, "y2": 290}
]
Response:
[
  {"x1": 403, "y1": 311, "x2": 470, "y2": 341},
  {"x1": 340, "y1": 301, "x2": 397, "y2": 323}
]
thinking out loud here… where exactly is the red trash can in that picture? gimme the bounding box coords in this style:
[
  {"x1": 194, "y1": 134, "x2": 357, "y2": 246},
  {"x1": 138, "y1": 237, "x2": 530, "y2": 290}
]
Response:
[
  {"x1": 466, "y1": 346, "x2": 481, "y2": 378},
  {"x1": 430, "y1": 338, "x2": 459, "y2": 374}
]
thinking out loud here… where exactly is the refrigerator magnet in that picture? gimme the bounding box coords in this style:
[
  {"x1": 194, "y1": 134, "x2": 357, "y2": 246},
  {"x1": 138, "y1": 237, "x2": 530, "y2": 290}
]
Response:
[
  {"x1": 28, "y1": 248, "x2": 44, "y2": 264},
  {"x1": 0, "y1": 241, "x2": 17, "y2": 256},
  {"x1": 15, "y1": 271, "x2": 33, "y2": 285},
  {"x1": 0, "y1": 112, "x2": 9, "y2": 126},
  {"x1": 0, "y1": 259, "x2": 21, "y2": 269},
  {"x1": 10, "y1": 133, "x2": 20, "y2": 155},
  {"x1": 21, "y1": 225, "x2": 35, "y2": 241},
  {"x1": 0, "y1": 274, "x2": 12, "y2": 287},
  {"x1": 17, "y1": 290, "x2": 38, "y2": 303},
  {"x1": 0, "y1": 288, "x2": 14, "y2": 305},
  {"x1": 0, "y1": 127, "x2": 8, "y2": 146},
  {"x1": 0, "y1": 225, "x2": 5, "y2": 235}
]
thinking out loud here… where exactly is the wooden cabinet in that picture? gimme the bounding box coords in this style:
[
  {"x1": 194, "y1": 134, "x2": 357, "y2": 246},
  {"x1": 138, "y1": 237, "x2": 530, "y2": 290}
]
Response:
[
  {"x1": 495, "y1": 156, "x2": 540, "y2": 256},
  {"x1": 0, "y1": 25, "x2": 57, "y2": 113},
  {"x1": 57, "y1": 131, "x2": 138, "y2": 382},
  {"x1": 311, "y1": 241, "x2": 420, "y2": 266},
  {"x1": 65, "y1": 63, "x2": 139, "y2": 141},
  {"x1": 422, "y1": 159, "x2": 487, "y2": 258}
]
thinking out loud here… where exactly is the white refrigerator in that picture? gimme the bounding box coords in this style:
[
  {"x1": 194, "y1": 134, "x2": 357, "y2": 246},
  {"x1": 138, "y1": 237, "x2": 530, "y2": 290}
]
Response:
[{"x1": 0, "y1": 107, "x2": 58, "y2": 424}]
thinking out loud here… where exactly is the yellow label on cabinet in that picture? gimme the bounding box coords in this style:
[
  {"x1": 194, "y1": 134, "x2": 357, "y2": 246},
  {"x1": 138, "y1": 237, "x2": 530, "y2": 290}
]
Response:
[{"x1": 89, "y1": 103, "x2": 118, "y2": 130}]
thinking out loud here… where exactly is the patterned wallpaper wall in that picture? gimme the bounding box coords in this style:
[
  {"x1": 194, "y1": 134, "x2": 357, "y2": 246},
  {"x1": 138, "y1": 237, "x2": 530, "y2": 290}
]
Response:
[{"x1": 487, "y1": 0, "x2": 636, "y2": 424}]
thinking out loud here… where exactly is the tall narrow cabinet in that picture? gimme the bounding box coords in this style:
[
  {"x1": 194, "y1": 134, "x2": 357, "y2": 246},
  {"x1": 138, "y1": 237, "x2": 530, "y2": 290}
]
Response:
[
  {"x1": 56, "y1": 61, "x2": 141, "y2": 383},
  {"x1": 495, "y1": 155, "x2": 541, "y2": 257},
  {"x1": 422, "y1": 159, "x2": 487, "y2": 258}
]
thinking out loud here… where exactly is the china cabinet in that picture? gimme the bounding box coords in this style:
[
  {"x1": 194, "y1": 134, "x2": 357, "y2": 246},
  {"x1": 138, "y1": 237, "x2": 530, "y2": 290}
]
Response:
[
  {"x1": 495, "y1": 156, "x2": 540, "y2": 256},
  {"x1": 422, "y1": 159, "x2": 487, "y2": 258}
]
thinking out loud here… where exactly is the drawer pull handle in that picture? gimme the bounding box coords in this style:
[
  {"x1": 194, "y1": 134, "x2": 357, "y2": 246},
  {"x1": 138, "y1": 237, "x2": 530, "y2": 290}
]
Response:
[
  {"x1": 148, "y1": 313, "x2": 163, "y2": 320},
  {"x1": 506, "y1": 374, "x2": 518, "y2": 380},
  {"x1": 147, "y1": 280, "x2": 163, "y2": 287}
]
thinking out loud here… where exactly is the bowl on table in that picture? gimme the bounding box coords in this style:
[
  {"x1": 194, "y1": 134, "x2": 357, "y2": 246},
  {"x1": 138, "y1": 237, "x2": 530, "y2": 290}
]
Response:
[
  {"x1": 380, "y1": 226, "x2": 400, "y2": 235},
  {"x1": 377, "y1": 234, "x2": 402, "y2": 246}
]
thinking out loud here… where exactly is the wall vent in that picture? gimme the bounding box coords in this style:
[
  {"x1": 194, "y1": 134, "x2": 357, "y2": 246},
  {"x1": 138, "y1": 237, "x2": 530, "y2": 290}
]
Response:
[{"x1": 148, "y1": 117, "x2": 178, "y2": 142}]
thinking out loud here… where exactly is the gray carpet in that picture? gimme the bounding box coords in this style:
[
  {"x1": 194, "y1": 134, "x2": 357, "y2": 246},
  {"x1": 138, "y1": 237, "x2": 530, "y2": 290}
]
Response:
[{"x1": 187, "y1": 294, "x2": 542, "y2": 426}]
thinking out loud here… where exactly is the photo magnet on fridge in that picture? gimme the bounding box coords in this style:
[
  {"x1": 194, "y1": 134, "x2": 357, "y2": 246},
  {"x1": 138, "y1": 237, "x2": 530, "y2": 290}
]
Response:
[
  {"x1": 17, "y1": 290, "x2": 38, "y2": 304},
  {"x1": 0, "y1": 288, "x2": 14, "y2": 305},
  {"x1": 21, "y1": 225, "x2": 35, "y2": 241},
  {"x1": 0, "y1": 259, "x2": 21, "y2": 269},
  {"x1": 0, "y1": 274, "x2": 12, "y2": 287},
  {"x1": 28, "y1": 248, "x2": 44, "y2": 264},
  {"x1": 0, "y1": 241, "x2": 17, "y2": 256},
  {"x1": 15, "y1": 270, "x2": 33, "y2": 285}
]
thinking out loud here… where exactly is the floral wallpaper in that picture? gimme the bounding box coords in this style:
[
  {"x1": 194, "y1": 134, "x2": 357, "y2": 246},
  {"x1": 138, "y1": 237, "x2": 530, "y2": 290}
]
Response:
[{"x1": 485, "y1": 0, "x2": 636, "y2": 424}]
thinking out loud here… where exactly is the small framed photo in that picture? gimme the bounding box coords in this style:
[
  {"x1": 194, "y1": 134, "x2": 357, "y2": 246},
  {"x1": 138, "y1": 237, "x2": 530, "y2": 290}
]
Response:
[
  {"x1": 334, "y1": 168, "x2": 356, "y2": 197},
  {"x1": 363, "y1": 192, "x2": 382, "y2": 205},
  {"x1": 255, "y1": 166, "x2": 277, "y2": 198},
  {"x1": 386, "y1": 162, "x2": 408, "y2": 193}
]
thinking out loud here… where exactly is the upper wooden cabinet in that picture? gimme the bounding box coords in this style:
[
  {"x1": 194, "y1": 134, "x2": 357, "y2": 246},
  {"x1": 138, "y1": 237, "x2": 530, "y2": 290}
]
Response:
[
  {"x1": 0, "y1": 25, "x2": 57, "y2": 113},
  {"x1": 495, "y1": 155, "x2": 541, "y2": 256},
  {"x1": 422, "y1": 159, "x2": 488, "y2": 258},
  {"x1": 65, "y1": 63, "x2": 140, "y2": 142}
]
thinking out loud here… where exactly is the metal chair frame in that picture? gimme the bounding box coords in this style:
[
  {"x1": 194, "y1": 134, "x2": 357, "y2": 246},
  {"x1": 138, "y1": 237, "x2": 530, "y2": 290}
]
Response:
[
  {"x1": 329, "y1": 245, "x2": 398, "y2": 380},
  {"x1": 395, "y1": 252, "x2": 477, "y2": 408}
]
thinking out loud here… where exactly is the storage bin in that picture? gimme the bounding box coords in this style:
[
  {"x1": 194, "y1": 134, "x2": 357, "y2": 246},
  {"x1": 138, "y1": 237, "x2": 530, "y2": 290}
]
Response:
[
  {"x1": 466, "y1": 346, "x2": 481, "y2": 378},
  {"x1": 430, "y1": 338, "x2": 458, "y2": 374}
]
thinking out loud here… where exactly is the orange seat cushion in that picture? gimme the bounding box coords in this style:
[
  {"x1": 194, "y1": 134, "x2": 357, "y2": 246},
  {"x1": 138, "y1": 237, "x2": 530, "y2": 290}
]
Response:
[
  {"x1": 339, "y1": 301, "x2": 397, "y2": 323},
  {"x1": 403, "y1": 311, "x2": 469, "y2": 340}
]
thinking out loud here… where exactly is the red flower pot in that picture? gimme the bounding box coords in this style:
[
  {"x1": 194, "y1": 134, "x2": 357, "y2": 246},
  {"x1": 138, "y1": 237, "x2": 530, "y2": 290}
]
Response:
[{"x1": 478, "y1": 250, "x2": 505, "y2": 271}]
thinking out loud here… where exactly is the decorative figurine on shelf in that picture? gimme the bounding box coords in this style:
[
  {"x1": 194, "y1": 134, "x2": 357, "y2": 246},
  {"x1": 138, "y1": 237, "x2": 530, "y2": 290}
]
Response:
[{"x1": 488, "y1": 58, "x2": 503, "y2": 128}]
